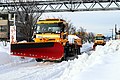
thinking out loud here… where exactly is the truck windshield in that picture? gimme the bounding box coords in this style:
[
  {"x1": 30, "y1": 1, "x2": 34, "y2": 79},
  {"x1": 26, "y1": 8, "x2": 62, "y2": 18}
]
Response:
[
  {"x1": 95, "y1": 36, "x2": 105, "y2": 40},
  {"x1": 35, "y1": 23, "x2": 61, "y2": 33}
]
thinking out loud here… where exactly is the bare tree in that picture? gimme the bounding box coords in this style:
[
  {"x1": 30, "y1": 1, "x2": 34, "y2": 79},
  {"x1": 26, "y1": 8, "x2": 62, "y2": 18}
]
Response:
[
  {"x1": 87, "y1": 32, "x2": 95, "y2": 43},
  {"x1": 7, "y1": 0, "x2": 42, "y2": 41},
  {"x1": 64, "y1": 20, "x2": 76, "y2": 34},
  {"x1": 76, "y1": 27, "x2": 87, "y2": 43}
]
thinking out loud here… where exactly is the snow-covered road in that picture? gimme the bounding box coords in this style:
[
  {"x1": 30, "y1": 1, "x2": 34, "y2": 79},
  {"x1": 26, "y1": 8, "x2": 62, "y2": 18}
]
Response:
[
  {"x1": 0, "y1": 42, "x2": 92, "y2": 80},
  {"x1": 0, "y1": 40, "x2": 120, "y2": 80},
  {"x1": 0, "y1": 54, "x2": 89, "y2": 80}
]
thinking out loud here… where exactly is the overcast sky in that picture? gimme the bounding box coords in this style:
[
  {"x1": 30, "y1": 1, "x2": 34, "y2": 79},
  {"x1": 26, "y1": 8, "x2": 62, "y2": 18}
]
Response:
[{"x1": 41, "y1": 10, "x2": 120, "y2": 36}]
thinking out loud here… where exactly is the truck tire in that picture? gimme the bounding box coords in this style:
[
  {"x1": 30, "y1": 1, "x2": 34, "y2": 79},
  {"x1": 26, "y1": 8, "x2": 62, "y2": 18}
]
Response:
[
  {"x1": 35, "y1": 58, "x2": 43, "y2": 62},
  {"x1": 77, "y1": 47, "x2": 81, "y2": 55},
  {"x1": 63, "y1": 42, "x2": 69, "y2": 61}
]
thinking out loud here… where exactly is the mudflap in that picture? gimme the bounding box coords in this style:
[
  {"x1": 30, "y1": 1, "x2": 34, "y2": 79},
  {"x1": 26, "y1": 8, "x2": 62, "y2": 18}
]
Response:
[
  {"x1": 11, "y1": 42, "x2": 64, "y2": 60},
  {"x1": 93, "y1": 44, "x2": 97, "y2": 50}
]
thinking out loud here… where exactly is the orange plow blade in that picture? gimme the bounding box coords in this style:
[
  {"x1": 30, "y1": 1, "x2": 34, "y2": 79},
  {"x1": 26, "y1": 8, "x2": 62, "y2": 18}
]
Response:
[{"x1": 11, "y1": 42, "x2": 64, "y2": 60}]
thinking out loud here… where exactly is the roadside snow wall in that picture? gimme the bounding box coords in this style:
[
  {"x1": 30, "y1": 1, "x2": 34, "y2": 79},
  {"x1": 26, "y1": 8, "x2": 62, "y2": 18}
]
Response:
[{"x1": 0, "y1": 42, "x2": 11, "y2": 65}]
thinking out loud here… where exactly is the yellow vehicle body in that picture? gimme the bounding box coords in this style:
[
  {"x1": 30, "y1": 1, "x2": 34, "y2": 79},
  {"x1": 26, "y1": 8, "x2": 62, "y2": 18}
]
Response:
[
  {"x1": 93, "y1": 34, "x2": 106, "y2": 49},
  {"x1": 94, "y1": 40, "x2": 106, "y2": 45},
  {"x1": 34, "y1": 34, "x2": 60, "y2": 42},
  {"x1": 33, "y1": 19, "x2": 69, "y2": 45},
  {"x1": 94, "y1": 34, "x2": 106, "y2": 45}
]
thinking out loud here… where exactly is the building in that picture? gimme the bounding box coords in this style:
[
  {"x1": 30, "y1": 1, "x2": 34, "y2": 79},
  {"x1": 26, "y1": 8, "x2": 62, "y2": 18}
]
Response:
[{"x1": 0, "y1": 14, "x2": 9, "y2": 41}]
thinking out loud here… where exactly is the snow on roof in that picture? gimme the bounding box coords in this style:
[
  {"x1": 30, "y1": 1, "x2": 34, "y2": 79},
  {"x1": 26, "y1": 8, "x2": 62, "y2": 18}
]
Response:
[{"x1": 68, "y1": 35, "x2": 80, "y2": 43}]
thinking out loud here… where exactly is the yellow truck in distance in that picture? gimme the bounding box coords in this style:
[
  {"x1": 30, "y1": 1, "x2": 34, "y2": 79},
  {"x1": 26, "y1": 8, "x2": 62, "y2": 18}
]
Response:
[{"x1": 93, "y1": 34, "x2": 106, "y2": 49}]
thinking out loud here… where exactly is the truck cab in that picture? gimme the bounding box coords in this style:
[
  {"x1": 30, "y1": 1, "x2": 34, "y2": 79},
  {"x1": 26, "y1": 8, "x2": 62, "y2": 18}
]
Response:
[{"x1": 33, "y1": 19, "x2": 68, "y2": 43}]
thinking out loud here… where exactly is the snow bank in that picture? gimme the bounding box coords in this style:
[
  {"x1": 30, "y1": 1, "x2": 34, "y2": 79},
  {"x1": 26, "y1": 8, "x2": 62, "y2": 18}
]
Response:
[
  {"x1": 81, "y1": 42, "x2": 93, "y2": 52},
  {"x1": 73, "y1": 40, "x2": 120, "y2": 80},
  {"x1": 86, "y1": 40, "x2": 120, "y2": 66},
  {"x1": 0, "y1": 42, "x2": 12, "y2": 65},
  {"x1": 0, "y1": 51, "x2": 11, "y2": 65}
]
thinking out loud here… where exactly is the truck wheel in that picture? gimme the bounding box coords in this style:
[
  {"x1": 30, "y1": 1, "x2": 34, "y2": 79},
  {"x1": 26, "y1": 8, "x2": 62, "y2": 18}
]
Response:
[
  {"x1": 93, "y1": 44, "x2": 97, "y2": 50},
  {"x1": 35, "y1": 58, "x2": 43, "y2": 62},
  {"x1": 63, "y1": 42, "x2": 69, "y2": 61},
  {"x1": 77, "y1": 47, "x2": 81, "y2": 55}
]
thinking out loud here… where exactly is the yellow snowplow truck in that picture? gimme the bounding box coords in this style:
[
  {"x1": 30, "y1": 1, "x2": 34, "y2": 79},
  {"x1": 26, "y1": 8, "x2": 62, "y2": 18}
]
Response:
[
  {"x1": 93, "y1": 34, "x2": 106, "y2": 49},
  {"x1": 11, "y1": 19, "x2": 82, "y2": 61}
]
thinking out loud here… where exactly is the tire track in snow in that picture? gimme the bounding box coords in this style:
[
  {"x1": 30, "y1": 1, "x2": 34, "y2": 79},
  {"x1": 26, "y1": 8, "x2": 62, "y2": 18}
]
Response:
[
  {"x1": 16, "y1": 61, "x2": 69, "y2": 80},
  {"x1": 0, "y1": 59, "x2": 36, "y2": 74},
  {"x1": 10, "y1": 50, "x2": 92, "y2": 80},
  {"x1": 0, "y1": 60, "x2": 69, "y2": 80}
]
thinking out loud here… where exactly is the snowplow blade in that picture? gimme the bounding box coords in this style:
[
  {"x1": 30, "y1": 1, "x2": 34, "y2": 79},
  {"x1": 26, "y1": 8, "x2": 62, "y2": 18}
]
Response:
[{"x1": 11, "y1": 42, "x2": 64, "y2": 60}]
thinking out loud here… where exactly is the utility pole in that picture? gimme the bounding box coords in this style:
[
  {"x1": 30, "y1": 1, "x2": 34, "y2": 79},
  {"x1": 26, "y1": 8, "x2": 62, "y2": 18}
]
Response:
[
  {"x1": 115, "y1": 24, "x2": 117, "y2": 40},
  {"x1": 112, "y1": 29, "x2": 113, "y2": 40},
  {"x1": 110, "y1": 29, "x2": 113, "y2": 40}
]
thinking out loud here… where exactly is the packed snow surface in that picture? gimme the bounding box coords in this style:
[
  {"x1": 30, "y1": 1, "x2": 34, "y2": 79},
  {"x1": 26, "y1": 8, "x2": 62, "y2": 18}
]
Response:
[{"x1": 0, "y1": 40, "x2": 120, "y2": 80}]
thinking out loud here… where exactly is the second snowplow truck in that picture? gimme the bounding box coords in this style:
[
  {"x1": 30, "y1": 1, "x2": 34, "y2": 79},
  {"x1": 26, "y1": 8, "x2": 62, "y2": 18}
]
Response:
[
  {"x1": 11, "y1": 19, "x2": 82, "y2": 61},
  {"x1": 93, "y1": 34, "x2": 106, "y2": 49}
]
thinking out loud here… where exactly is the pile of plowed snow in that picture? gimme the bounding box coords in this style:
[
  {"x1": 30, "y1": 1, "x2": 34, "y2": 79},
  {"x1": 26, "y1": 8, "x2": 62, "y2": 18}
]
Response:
[
  {"x1": 86, "y1": 40, "x2": 120, "y2": 65},
  {"x1": 73, "y1": 40, "x2": 120, "y2": 80},
  {"x1": 0, "y1": 42, "x2": 12, "y2": 65}
]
